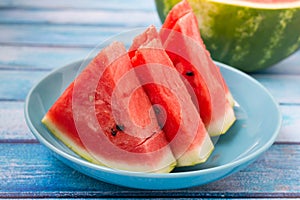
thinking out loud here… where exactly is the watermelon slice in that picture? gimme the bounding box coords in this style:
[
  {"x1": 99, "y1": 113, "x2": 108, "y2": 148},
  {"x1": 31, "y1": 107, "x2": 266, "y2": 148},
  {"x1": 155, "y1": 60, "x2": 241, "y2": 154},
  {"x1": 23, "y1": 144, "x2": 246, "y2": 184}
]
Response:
[
  {"x1": 42, "y1": 41, "x2": 177, "y2": 173},
  {"x1": 129, "y1": 26, "x2": 214, "y2": 167},
  {"x1": 160, "y1": 0, "x2": 236, "y2": 136}
]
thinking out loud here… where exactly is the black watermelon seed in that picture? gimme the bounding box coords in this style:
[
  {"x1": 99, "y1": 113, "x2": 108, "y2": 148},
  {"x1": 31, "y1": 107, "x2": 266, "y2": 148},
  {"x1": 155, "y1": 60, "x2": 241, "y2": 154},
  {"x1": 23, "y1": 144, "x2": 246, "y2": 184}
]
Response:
[
  {"x1": 111, "y1": 128, "x2": 117, "y2": 136},
  {"x1": 185, "y1": 71, "x2": 194, "y2": 76},
  {"x1": 116, "y1": 124, "x2": 124, "y2": 131}
]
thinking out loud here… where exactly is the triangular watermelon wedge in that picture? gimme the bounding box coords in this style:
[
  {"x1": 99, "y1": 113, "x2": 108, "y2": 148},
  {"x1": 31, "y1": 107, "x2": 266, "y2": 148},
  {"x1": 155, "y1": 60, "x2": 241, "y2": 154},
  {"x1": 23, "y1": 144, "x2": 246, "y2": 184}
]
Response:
[
  {"x1": 129, "y1": 26, "x2": 214, "y2": 167},
  {"x1": 42, "y1": 41, "x2": 177, "y2": 173},
  {"x1": 160, "y1": 0, "x2": 236, "y2": 136}
]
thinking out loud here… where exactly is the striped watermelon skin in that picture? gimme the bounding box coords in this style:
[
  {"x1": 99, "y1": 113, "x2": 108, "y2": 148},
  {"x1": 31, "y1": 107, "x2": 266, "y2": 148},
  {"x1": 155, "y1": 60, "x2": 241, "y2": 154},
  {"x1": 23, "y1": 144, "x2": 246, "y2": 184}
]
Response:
[{"x1": 156, "y1": 0, "x2": 300, "y2": 72}]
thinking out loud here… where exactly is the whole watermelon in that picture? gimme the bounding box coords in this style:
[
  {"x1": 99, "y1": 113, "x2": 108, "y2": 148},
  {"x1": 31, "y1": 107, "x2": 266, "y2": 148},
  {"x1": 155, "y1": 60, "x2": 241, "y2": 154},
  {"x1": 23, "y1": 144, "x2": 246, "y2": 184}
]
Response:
[{"x1": 156, "y1": 0, "x2": 300, "y2": 72}]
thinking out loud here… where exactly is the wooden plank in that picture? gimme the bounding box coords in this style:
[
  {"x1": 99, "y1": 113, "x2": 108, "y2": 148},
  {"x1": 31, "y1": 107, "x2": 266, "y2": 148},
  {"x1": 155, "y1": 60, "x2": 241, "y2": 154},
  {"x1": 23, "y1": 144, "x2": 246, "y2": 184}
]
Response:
[
  {"x1": 196, "y1": 144, "x2": 300, "y2": 197},
  {"x1": 0, "y1": 143, "x2": 299, "y2": 198},
  {"x1": 253, "y1": 74, "x2": 300, "y2": 104},
  {"x1": 0, "y1": 0, "x2": 157, "y2": 11},
  {"x1": 0, "y1": 24, "x2": 125, "y2": 47},
  {"x1": 0, "y1": 46, "x2": 90, "y2": 70},
  {"x1": 278, "y1": 104, "x2": 300, "y2": 143},
  {"x1": 0, "y1": 9, "x2": 161, "y2": 28},
  {"x1": 0, "y1": 24, "x2": 153, "y2": 48},
  {"x1": 0, "y1": 102, "x2": 35, "y2": 141},
  {"x1": 0, "y1": 70, "x2": 46, "y2": 100}
]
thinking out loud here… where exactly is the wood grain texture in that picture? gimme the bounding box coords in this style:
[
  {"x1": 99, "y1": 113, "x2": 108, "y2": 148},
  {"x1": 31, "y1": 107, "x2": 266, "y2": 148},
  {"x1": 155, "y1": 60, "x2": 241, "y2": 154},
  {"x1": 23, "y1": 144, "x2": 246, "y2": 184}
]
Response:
[
  {"x1": 0, "y1": 0, "x2": 156, "y2": 11},
  {"x1": 0, "y1": 102, "x2": 35, "y2": 141},
  {"x1": 0, "y1": 70, "x2": 46, "y2": 100},
  {"x1": 0, "y1": 24, "x2": 125, "y2": 47},
  {"x1": 0, "y1": 45, "x2": 89, "y2": 70},
  {"x1": 0, "y1": 143, "x2": 299, "y2": 198},
  {"x1": 278, "y1": 105, "x2": 300, "y2": 143},
  {"x1": 0, "y1": 9, "x2": 160, "y2": 28},
  {"x1": 253, "y1": 74, "x2": 300, "y2": 104}
]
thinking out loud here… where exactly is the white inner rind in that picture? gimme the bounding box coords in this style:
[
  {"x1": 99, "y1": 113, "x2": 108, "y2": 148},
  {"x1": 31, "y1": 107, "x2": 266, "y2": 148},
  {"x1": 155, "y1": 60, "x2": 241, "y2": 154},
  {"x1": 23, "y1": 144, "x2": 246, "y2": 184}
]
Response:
[
  {"x1": 42, "y1": 116, "x2": 101, "y2": 165},
  {"x1": 42, "y1": 115, "x2": 177, "y2": 173},
  {"x1": 208, "y1": 101, "x2": 236, "y2": 137},
  {"x1": 176, "y1": 132, "x2": 214, "y2": 167}
]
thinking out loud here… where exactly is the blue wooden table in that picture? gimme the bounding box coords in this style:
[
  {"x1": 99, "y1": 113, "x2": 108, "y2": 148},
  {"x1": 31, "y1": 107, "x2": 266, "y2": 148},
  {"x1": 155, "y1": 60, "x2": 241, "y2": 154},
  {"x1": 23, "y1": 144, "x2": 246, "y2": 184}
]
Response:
[{"x1": 0, "y1": 0, "x2": 299, "y2": 198}]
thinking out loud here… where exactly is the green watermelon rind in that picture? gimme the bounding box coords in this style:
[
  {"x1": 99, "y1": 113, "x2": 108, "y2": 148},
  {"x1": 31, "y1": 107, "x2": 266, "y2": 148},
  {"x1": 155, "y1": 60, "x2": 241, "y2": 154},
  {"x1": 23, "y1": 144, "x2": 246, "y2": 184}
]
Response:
[
  {"x1": 156, "y1": 0, "x2": 300, "y2": 72},
  {"x1": 42, "y1": 115, "x2": 177, "y2": 173}
]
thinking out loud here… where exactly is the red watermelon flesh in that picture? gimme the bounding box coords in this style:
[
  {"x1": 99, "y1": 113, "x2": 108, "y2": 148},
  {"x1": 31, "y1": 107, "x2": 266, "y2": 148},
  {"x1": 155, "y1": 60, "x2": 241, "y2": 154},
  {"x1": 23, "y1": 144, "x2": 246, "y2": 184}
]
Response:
[
  {"x1": 159, "y1": 0, "x2": 201, "y2": 44},
  {"x1": 42, "y1": 41, "x2": 176, "y2": 173},
  {"x1": 160, "y1": 0, "x2": 192, "y2": 31},
  {"x1": 129, "y1": 26, "x2": 213, "y2": 166},
  {"x1": 160, "y1": 1, "x2": 236, "y2": 136}
]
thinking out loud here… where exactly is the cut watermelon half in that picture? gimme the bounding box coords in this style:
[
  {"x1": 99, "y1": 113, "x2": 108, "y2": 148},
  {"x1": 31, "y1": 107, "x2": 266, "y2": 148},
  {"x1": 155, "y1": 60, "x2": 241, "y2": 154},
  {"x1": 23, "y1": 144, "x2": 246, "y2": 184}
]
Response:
[
  {"x1": 129, "y1": 26, "x2": 214, "y2": 167},
  {"x1": 42, "y1": 41, "x2": 177, "y2": 173},
  {"x1": 160, "y1": 0, "x2": 236, "y2": 136}
]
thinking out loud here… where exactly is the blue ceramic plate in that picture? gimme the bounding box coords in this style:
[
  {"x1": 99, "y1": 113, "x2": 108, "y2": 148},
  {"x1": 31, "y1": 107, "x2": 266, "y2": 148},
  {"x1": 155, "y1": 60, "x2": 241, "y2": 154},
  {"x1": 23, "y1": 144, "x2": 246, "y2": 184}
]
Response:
[{"x1": 24, "y1": 60, "x2": 281, "y2": 190}]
